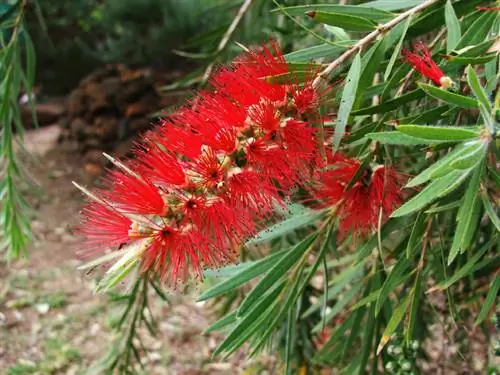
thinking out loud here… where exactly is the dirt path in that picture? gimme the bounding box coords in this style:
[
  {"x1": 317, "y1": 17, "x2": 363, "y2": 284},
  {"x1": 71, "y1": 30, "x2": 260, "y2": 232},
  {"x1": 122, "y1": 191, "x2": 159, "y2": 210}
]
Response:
[{"x1": 0, "y1": 126, "x2": 275, "y2": 374}]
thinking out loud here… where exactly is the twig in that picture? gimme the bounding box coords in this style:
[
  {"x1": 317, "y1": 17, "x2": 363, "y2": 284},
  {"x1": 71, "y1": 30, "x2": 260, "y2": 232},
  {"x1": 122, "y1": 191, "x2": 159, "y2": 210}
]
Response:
[
  {"x1": 201, "y1": 0, "x2": 254, "y2": 83},
  {"x1": 312, "y1": 0, "x2": 440, "y2": 89}
]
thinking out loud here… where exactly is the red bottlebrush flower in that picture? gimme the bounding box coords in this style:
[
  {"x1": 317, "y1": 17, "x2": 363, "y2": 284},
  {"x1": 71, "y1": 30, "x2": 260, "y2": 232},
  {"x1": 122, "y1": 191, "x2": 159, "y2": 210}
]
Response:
[
  {"x1": 174, "y1": 107, "x2": 238, "y2": 153},
  {"x1": 134, "y1": 139, "x2": 186, "y2": 186},
  {"x1": 225, "y1": 169, "x2": 279, "y2": 219},
  {"x1": 155, "y1": 121, "x2": 203, "y2": 159},
  {"x1": 190, "y1": 147, "x2": 228, "y2": 189},
  {"x1": 402, "y1": 42, "x2": 452, "y2": 88},
  {"x1": 76, "y1": 40, "x2": 325, "y2": 287},
  {"x1": 369, "y1": 166, "x2": 406, "y2": 215},
  {"x1": 247, "y1": 99, "x2": 282, "y2": 133},
  {"x1": 210, "y1": 43, "x2": 290, "y2": 106},
  {"x1": 313, "y1": 158, "x2": 405, "y2": 236},
  {"x1": 77, "y1": 200, "x2": 132, "y2": 256},
  {"x1": 103, "y1": 170, "x2": 166, "y2": 215}
]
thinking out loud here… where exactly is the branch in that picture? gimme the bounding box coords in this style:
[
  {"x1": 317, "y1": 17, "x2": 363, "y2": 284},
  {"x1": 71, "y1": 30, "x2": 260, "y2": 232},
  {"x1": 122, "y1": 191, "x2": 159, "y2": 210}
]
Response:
[
  {"x1": 312, "y1": 0, "x2": 440, "y2": 89},
  {"x1": 201, "y1": 0, "x2": 254, "y2": 83}
]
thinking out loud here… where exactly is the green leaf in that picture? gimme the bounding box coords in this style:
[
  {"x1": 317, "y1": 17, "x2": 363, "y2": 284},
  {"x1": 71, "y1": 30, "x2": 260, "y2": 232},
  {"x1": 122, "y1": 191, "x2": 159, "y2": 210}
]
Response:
[
  {"x1": 425, "y1": 201, "x2": 461, "y2": 214},
  {"x1": 482, "y1": 194, "x2": 500, "y2": 232},
  {"x1": 352, "y1": 89, "x2": 424, "y2": 116},
  {"x1": 406, "y1": 143, "x2": 475, "y2": 187},
  {"x1": 366, "y1": 131, "x2": 446, "y2": 145},
  {"x1": 405, "y1": 270, "x2": 424, "y2": 344},
  {"x1": 361, "y1": 0, "x2": 425, "y2": 11},
  {"x1": 446, "y1": 53, "x2": 498, "y2": 67},
  {"x1": 448, "y1": 165, "x2": 483, "y2": 264},
  {"x1": 246, "y1": 209, "x2": 324, "y2": 246},
  {"x1": 333, "y1": 53, "x2": 361, "y2": 152},
  {"x1": 375, "y1": 257, "x2": 411, "y2": 316},
  {"x1": 475, "y1": 275, "x2": 500, "y2": 325},
  {"x1": 466, "y1": 65, "x2": 492, "y2": 112},
  {"x1": 203, "y1": 311, "x2": 237, "y2": 334},
  {"x1": 396, "y1": 125, "x2": 480, "y2": 141},
  {"x1": 407, "y1": 212, "x2": 426, "y2": 258},
  {"x1": 377, "y1": 294, "x2": 411, "y2": 354},
  {"x1": 213, "y1": 282, "x2": 284, "y2": 357},
  {"x1": 307, "y1": 11, "x2": 377, "y2": 32},
  {"x1": 284, "y1": 41, "x2": 350, "y2": 62},
  {"x1": 392, "y1": 170, "x2": 471, "y2": 217},
  {"x1": 427, "y1": 239, "x2": 493, "y2": 293},
  {"x1": 272, "y1": 4, "x2": 393, "y2": 22},
  {"x1": 284, "y1": 303, "x2": 297, "y2": 375},
  {"x1": 418, "y1": 83, "x2": 478, "y2": 109},
  {"x1": 444, "y1": 0, "x2": 461, "y2": 53},
  {"x1": 384, "y1": 15, "x2": 412, "y2": 81},
  {"x1": 197, "y1": 247, "x2": 291, "y2": 301},
  {"x1": 456, "y1": 11, "x2": 498, "y2": 49},
  {"x1": 448, "y1": 141, "x2": 486, "y2": 170},
  {"x1": 237, "y1": 234, "x2": 317, "y2": 316}
]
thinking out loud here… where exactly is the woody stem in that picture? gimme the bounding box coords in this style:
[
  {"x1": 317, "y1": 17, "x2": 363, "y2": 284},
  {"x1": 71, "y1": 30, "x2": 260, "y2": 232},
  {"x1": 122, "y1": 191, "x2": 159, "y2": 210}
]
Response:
[{"x1": 312, "y1": 0, "x2": 440, "y2": 89}]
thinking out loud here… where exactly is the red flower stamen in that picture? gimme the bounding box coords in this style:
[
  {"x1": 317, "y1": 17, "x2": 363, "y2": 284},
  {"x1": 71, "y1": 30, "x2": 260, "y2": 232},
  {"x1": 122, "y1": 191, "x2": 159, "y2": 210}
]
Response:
[{"x1": 402, "y1": 41, "x2": 451, "y2": 88}]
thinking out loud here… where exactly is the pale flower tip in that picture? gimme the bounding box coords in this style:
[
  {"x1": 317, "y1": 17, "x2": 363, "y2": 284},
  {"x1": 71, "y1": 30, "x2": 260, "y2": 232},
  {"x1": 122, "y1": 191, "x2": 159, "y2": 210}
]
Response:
[{"x1": 439, "y1": 76, "x2": 453, "y2": 90}]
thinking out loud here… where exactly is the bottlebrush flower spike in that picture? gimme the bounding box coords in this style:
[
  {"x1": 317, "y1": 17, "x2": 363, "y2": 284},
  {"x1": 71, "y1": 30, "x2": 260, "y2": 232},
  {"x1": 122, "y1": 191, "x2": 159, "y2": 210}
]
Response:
[
  {"x1": 313, "y1": 156, "x2": 406, "y2": 237},
  {"x1": 75, "y1": 41, "x2": 325, "y2": 287},
  {"x1": 402, "y1": 41, "x2": 453, "y2": 89}
]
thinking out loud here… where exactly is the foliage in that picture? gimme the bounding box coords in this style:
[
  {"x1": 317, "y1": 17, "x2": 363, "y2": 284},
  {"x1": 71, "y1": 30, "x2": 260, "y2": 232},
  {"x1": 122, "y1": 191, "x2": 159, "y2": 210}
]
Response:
[
  {"x1": 0, "y1": 0, "x2": 36, "y2": 261},
  {"x1": 166, "y1": 0, "x2": 499, "y2": 373}
]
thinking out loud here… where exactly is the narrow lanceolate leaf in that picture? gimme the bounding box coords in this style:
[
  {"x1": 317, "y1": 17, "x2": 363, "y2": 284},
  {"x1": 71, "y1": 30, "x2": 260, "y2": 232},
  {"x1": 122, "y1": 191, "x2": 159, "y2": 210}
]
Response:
[
  {"x1": 448, "y1": 141, "x2": 486, "y2": 170},
  {"x1": 361, "y1": 0, "x2": 425, "y2": 11},
  {"x1": 385, "y1": 15, "x2": 412, "y2": 81},
  {"x1": 427, "y1": 239, "x2": 494, "y2": 293},
  {"x1": 366, "y1": 131, "x2": 449, "y2": 145},
  {"x1": 406, "y1": 270, "x2": 424, "y2": 345},
  {"x1": 333, "y1": 53, "x2": 361, "y2": 152},
  {"x1": 418, "y1": 83, "x2": 478, "y2": 108},
  {"x1": 456, "y1": 11, "x2": 498, "y2": 49},
  {"x1": 392, "y1": 170, "x2": 471, "y2": 217},
  {"x1": 466, "y1": 65, "x2": 492, "y2": 113},
  {"x1": 448, "y1": 164, "x2": 483, "y2": 264},
  {"x1": 445, "y1": 0, "x2": 461, "y2": 53},
  {"x1": 407, "y1": 212, "x2": 426, "y2": 258},
  {"x1": 482, "y1": 194, "x2": 500, "y2": 232},
  {"x1": 406, "y1": 143, "x2": 475, "y2": 187},
  {"x1": 272, "y1": 4, "x2": 393, "y2": 22},
  {"x1": 307, "y1": 11, "x2": 377, "y2": 32},
  {"x1": 375, "y1": 257, "x2": 411, "y2": 316},
  {"x1": 284, "y1": 42, "x2": 351, "y2": 62},
  {"x1": 237, "y1": 234, "x2": 317, "y2": 316},
  {"x1": 475, "y1": 275, "x2": 500, "y2": 325},
  {"x1": 396, "y1": 125, "x2": 480, "y2": 142},
  {"x1": 377, "y1": 294, "x2": 411, "y2": 355},
  {"x1": 352, "y1": 89, "x2": 424, "y2": 116},
  {"x1": 246, "y1": 209, "x2": 323, "y2": 245},
  {"x1": 203, "y1": 311, "x2": 237, "y2": 334},
  {"x1": 213, "y1": 282, "x2": 284, "y2": 356},
  {"x1": 197, "y1": 247, "x2": 290, "y2": 301}
]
